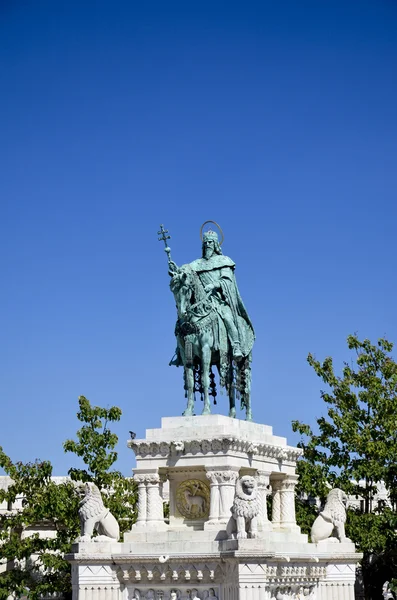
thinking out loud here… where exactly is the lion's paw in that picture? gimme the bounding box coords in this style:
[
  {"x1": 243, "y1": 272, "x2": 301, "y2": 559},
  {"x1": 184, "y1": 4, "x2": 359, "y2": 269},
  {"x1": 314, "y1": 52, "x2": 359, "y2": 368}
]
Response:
[
  {"x1": 237, "y1": 531, "x2": 247, "y2": 539},
  {"x1": 75, "y1": 535, "x2": 91, "y2": 543},
  {"x1": 250, "y1": 531, "x2": 259, "y2": 539},
  {"x1": 94, "y1": 535, "x2": 115, "y2": 543}
]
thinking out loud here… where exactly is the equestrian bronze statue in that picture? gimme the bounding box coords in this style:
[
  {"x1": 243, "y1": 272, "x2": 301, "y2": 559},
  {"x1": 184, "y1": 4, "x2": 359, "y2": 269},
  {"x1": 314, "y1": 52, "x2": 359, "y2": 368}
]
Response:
[{"x1": 158, "y1": 221, "x2": 254, "y2": 420}]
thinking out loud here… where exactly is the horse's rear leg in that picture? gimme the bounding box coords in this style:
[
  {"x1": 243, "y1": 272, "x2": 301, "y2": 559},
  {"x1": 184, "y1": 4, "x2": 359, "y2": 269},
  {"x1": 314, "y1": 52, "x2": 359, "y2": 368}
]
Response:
[
  {"x1": 182, "y1": 366, "x2": 195, "y2": 416},
  {"x1": 243, "y1": 360, "x2": 253, "y2": 422},
  {"x1": 240, "y1": 354, "x2": 252, "y2": 421},
  {"x1": 201, "y1": 344, "x2": 211, "y2": 415},
  {"x1": 245, "y1": 396, "x2": 253, "y2": 422}
]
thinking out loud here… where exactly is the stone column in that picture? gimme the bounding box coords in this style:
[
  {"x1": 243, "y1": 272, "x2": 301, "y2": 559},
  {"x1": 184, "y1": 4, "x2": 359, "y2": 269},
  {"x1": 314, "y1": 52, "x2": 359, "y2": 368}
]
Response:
[
  {"x1": 270, "y1": 475, "x2": 283, "y2": 529},
  {"x1": 256, "y1": 471, "x2": 272, "y2": 530},
  {"x1": 218, "y1": 469, "x2": 239, "y2": 523},
  {"x1": 279, "y1": 474, "x2": 299, "y2": 531},
  {"x1": 134, "y1": 474, "x2": 147, "y2": 527},
  {"x1": 206, "y1": 469, "x2": 221, "y2": 525},
  {"x1": 146, "y1": 473, "x2": 167, "y2": 529},
  {"x1": 159, "y1": 472, "x2": 168, "y2": 501}
]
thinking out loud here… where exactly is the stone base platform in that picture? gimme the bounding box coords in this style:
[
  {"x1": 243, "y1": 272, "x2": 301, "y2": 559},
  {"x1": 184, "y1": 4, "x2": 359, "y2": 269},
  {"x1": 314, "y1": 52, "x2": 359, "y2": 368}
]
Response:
[
  {"x1": 68, "y1": 415, "x2": 362, "y2": 600},
  {"x1": 68, "y1": 539, "x2": 360, "y2": 600}
]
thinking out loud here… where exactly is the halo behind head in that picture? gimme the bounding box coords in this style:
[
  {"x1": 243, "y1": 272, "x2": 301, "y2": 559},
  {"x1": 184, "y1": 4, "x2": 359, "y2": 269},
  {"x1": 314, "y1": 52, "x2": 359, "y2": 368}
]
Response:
[{"x1": 200, "y1": 220, "x2": 224, "y2": 245}]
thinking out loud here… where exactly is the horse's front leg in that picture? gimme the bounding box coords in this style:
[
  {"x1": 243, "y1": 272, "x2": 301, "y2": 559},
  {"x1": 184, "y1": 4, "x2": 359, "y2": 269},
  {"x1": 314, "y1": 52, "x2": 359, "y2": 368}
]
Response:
[
  {"x1": 245, "y1": 390, "x2": 253, "y2": 422},
  {"x1": 229, "y1": 389, "x2": 236, "y2": 418},
  {"x1": 201, "y1": 339, "x2": 211, "y2": 415},
  {"x1": 182, "y1": 365, "x2": 195, "y2": 416}
]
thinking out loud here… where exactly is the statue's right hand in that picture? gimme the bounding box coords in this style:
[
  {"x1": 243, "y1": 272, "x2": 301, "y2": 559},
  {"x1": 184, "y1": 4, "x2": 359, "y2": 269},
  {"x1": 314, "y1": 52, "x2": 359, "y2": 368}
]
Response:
[{"x1": 168, "y1": 261, "x2": 179, "y2": 276}]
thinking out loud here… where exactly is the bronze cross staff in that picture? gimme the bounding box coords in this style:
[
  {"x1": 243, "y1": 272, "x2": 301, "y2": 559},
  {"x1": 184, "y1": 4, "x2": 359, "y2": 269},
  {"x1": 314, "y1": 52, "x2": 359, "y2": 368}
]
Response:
[{"x1": 157, "y1": 224, "x2": 172, "y2": 264}]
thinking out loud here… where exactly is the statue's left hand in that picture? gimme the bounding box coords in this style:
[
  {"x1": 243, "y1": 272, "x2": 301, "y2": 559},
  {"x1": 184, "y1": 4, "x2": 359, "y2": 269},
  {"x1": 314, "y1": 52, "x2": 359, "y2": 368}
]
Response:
[{"x1": 204, "y1": 283, "x2": 216, "y2": 294}]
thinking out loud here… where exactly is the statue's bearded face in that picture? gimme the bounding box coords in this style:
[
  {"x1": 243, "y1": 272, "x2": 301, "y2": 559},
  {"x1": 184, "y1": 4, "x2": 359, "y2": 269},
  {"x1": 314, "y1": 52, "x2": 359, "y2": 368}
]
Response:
[{"x1": 203, "y1": 239, "x2": 215, "y2": 259}]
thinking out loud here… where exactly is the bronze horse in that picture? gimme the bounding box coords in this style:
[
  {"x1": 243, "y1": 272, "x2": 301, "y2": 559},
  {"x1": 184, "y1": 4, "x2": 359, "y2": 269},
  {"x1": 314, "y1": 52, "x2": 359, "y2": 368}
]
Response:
[{"x1": 170, "y1": 266, "x2": 252, "y2": 420}]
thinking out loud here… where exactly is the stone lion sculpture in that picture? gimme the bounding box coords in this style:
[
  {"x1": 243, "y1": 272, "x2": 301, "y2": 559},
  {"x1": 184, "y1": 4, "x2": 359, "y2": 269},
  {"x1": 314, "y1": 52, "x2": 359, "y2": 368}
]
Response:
[
  {"x1": 228, "y1": 475, "x2": 260, "y2": 539},
  {"x1": 76, "y1": 482, "x2": 120, "y2": 542},
  {"x1": 311, "y1": 488, "x2": 351, "y2": 543}
]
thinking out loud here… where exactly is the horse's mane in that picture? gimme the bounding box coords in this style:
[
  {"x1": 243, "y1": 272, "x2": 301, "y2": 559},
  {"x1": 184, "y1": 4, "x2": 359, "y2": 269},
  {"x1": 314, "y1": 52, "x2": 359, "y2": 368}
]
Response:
[{"x1": 190, "y1": 269, "x2": 206, "y2": 303}]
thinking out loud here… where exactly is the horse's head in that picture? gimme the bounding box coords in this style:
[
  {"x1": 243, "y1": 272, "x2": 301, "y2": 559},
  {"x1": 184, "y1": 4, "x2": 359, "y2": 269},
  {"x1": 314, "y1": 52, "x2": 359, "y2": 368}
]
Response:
[{"x1": 170, "y1": 267, "x2": 194, "y2": 319}]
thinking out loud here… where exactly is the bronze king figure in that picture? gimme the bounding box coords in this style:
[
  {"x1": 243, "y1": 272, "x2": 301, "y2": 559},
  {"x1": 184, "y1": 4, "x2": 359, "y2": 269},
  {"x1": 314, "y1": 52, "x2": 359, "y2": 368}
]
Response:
[{"x1": 158, "y1": 221, "x2": 254, "y2": 420}]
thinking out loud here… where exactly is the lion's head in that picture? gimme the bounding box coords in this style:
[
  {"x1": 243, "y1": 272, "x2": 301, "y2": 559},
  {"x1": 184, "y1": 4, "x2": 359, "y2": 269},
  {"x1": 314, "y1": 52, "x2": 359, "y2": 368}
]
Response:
[
  {"x1": 232, "y1": 476, "x2": 260, "y2": 519},
  {"x1": 322, "y1": 488, "x2": 348, "y2": 525},
  {"x1": 237, "y1": 475, "x2": 257, "y2": 499}
]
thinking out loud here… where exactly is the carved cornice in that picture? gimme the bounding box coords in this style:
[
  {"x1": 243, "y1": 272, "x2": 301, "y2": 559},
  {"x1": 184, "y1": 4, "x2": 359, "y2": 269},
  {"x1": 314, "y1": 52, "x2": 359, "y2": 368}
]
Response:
[
  {"x1": 128, "y1": 438, "x2": 302, "y2": 462},
  {"x1": 67, "y1": 551, "x2": 361, "y2": 566},
  {"x1": 67, "y1": 553, "x2": 232, "y2": 564}
]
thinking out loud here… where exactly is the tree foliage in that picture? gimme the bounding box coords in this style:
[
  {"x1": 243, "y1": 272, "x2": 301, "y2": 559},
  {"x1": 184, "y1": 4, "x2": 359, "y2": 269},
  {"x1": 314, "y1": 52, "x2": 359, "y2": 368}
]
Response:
[
  {"x1": 0, "y1": 396, "x2": 137, "y2": 599},
  {"x1": 0, "y1": 450, "x2": 79, "y2": 600},
  {"x1": 63, "y1": 396, "x2": 137, "y2": 532},
  {"x1": 292, "y1": 335, "x2": 397, "y2": 599}
]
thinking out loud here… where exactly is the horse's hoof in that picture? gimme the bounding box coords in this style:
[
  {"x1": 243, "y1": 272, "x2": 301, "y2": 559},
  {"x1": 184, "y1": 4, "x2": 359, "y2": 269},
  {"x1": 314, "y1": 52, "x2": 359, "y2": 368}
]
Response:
[
  {"x1": 182, "y1": 408, "x2": 195, "y2": 417},
  {"x1": 246, "y1": 412, "x2": 253, "y2": 422},
  {"x1": 201, "y1": 408, "x2": 211, "y2": 416},
  {"x1": 229, "y1": 409, "x2": 236, "y2": 419}
]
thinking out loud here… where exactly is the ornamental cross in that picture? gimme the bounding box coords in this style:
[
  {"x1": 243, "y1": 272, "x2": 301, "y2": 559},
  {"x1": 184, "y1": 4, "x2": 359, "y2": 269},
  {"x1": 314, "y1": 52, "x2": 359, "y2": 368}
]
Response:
[{"x1": 157, "y1": 224, "x2": 172, "y2": 263}]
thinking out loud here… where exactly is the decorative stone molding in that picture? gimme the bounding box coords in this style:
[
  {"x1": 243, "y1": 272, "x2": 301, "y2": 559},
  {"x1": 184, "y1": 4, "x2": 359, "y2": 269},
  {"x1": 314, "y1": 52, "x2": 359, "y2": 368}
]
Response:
[
  {"x1": 238, "y1": 562, "x2": 327, "y2": 582},
  {"x1": 115, "y1": 564, "x2": 222, "y2": 585},
  {"x1": 171, "y1": 441, "x2": 185, "y2": 455},
  {"x1": 268, "y1": 585, "x2": 314, "y2": 600},
  {"x1": 75, "y1": 585, "x2": 121, "y2": 600},
  {"x1": 127, "y1": 588, "x2": 219, "y2": 600},
  {"x1": 128, "y1": 438, "x2": 302, "y2": 463}
]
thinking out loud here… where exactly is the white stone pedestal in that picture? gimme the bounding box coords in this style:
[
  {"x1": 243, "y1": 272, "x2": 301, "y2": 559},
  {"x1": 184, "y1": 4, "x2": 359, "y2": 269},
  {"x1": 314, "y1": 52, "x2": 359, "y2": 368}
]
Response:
[{"x1": 67, "y1": 416, "x2": 362, "y2": 600}]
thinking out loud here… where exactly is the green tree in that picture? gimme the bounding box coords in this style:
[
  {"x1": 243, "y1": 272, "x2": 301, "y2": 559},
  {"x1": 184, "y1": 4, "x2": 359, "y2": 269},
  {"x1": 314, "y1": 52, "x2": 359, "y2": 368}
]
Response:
[
  {"x1": 0, "y1": 396, "x2": 137, "y2": 599},
  {"x1": 292, "y1": 335, "x2": 397, "y2": 599},
  {"x1": 0, "y1": 449, "x2": 79, "y2": 600},
  {"x1": 63, "y1": 395, "x2": 137, "y2": 533}
]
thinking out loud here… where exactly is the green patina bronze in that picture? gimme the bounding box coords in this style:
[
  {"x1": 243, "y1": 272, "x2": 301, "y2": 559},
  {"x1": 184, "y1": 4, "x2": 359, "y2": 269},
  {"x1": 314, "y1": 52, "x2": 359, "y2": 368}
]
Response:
[{"x1": 158, "y1": 223, "x2": 254, "y2": 420}]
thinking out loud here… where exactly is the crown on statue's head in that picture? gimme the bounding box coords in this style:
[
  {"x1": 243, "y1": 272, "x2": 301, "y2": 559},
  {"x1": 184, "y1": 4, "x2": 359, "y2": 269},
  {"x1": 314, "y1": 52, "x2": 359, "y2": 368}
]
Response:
[{"x1": 202, "y1": 229, "x2": 219, "y2": 242}]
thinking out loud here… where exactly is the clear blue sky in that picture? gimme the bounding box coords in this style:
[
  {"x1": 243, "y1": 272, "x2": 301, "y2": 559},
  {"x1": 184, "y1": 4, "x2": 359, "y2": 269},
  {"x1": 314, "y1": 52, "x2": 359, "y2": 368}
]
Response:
[{"x1": 1, "y1": 0, "x2": 396, "y2": 476}]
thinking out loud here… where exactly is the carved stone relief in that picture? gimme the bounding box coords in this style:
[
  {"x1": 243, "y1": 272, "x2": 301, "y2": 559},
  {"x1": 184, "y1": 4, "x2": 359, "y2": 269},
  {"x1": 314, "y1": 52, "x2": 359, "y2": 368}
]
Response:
[{"x1": 176, "y1": 480, "x2": 210, "y2": 519}]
